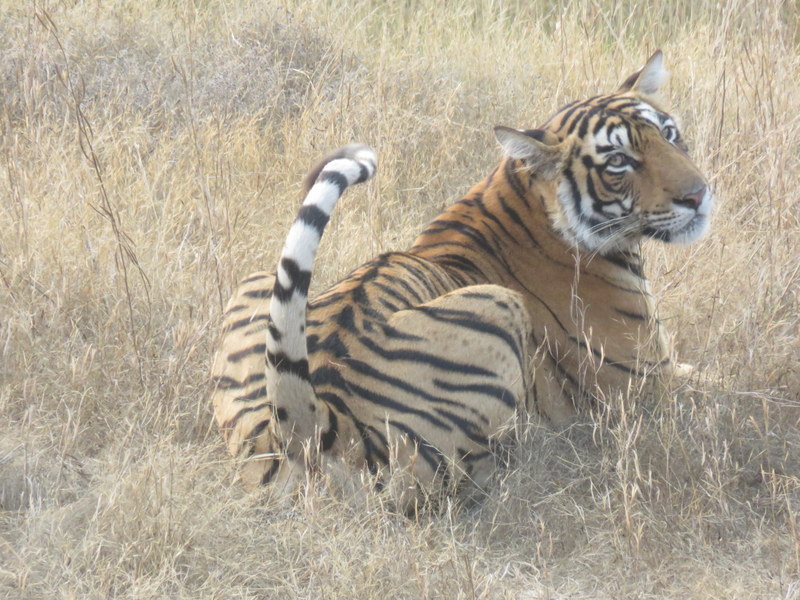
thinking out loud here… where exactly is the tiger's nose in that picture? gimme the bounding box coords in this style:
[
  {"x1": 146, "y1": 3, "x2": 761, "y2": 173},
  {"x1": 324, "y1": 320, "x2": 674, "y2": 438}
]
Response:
[{"x1": 675, "y1": 185, "x2": 707, "y2": 210}]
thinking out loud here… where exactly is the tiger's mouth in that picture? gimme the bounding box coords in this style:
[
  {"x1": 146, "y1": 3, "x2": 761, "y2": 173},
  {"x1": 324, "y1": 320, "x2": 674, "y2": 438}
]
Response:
[
  {"x1": 644, "y1": 190, "x2": 713, "y2": 244},
  {"x1": 644, "y1": 213, "x2": 708, "y2": 243}
]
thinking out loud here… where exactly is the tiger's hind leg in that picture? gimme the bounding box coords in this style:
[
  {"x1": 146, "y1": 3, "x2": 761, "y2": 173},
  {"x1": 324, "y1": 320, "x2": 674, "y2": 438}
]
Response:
[
  {"x1": 210, "y1": 271, "x2": 302, "y2": 492},
  {"x1": 344, "y1": 283, "x2": 532, "y2": 508}
]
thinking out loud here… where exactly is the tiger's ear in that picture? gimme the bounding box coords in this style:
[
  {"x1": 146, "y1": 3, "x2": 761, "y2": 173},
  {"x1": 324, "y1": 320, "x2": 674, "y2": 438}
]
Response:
[
  {"x1": 618, "y1": 50, "x2": 668, "y2": 95},
  {"x1": 494, "y1": 126, "x2": 564, "y2": 178}
]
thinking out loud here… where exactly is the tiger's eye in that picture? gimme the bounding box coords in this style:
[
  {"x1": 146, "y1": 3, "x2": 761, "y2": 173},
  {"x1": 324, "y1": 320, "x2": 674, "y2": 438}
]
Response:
[
  {"x1": 663, "y1": 125, "x2": 678, "y2": 141},
  {"x1": 607, "y1": 153, "x2": 631, "y2": 167}
]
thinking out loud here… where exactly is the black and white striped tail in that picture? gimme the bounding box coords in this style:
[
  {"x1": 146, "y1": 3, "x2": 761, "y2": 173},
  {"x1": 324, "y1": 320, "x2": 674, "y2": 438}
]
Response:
[{"x1": 266, "y1": 144, "x2": 377, "y2": 445}]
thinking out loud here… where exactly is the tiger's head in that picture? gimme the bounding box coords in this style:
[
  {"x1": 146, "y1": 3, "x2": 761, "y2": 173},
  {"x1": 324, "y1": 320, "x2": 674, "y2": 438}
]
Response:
[{"x1": 495, "y1": 51, "x2": 713, "y2": 255}]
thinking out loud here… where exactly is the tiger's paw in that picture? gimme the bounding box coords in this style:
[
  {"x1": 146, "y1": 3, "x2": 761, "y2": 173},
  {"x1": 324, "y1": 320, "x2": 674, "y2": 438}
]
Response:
[
  {"x1": 670, "y1": 361, "x2": 716, "y2": 390},
  {"x1": 673, "y1": 362, "x2": 695, "y2": 379}
]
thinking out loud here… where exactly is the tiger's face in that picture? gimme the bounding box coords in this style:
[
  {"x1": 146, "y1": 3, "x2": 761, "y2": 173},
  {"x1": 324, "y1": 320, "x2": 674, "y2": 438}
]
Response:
[{"x1": 495, "y1": 51, "x2": 713, "y2": 255}]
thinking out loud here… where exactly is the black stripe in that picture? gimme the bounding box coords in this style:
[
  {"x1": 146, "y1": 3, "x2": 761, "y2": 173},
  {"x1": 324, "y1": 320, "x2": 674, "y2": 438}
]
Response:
[
  {"x1": 372, "y1": 279, "x2": 416, "y2": 307},
  {"x1": 362, "y1": 425, "x2": 391, "y2": 471},
  {"x1": 410, "y1": 305, "x2": 526, "y2": 368},
  {"x1": 260, "y1": 458, "x2": 281, "y2": 485},
  {"x1": 577, "y1": 113, "x2": 592, "y2": 138},
  {"x1": 277, "y1": 257, "x2": 312, "y2": 298},
  {"x1": 311, "y1": 365, "x2": 351, "y2": 392},
  {"x1": 603, "y1": 253, "x2": 644, "y2": 278},
  {"x1": 318, "y1": 170, "x2": 348, "y2": 193},
  {"x1": 497, "y1": 195, "x2": 540, "y2": 247},
  {"x1": 227, "y1": 343, "x2": 266, "y2": 363},
  {"x1": 224, "y1": 303, "x2": 249, "y2": 315},
  {"x1": 404, "y1": 253, "x2": 456, "y2": 290},
  {"x1": 355, "y1": 161, "x2": 370, "y2": 184},
  {"x1": 563, "y1": 166, "x2": 586, "y2": 224},
  {"x1": 409, "y1": 242, "x2": 485, "y2": 275},
  {"x1": 377, "y1": 272, "x2": 424, "y2": 305},
  {"x1": 432, "y1": 407, "x2": 489, "y2": 446},
  {"x1": 585, "y1": 167, "x2": 601, "y2": 213},
  {"x1": 473, "y1": 194, "x2": 520, "y2": 244},
  {"x1": 212, "y1": 376, "x2": 244, "y2": 390},
  {"x1": 267, "y1": 351, "x2": 310, "y2": 380},
  {"x1": 244, "y1": 418, "x2": 271, "y2": 441},
  {"x1": 297, "y1": 204, "x2": 330, "y2": 237},
  {"x1": 552, "y1": 99, "x2": 581, "y2": 129},
  {"x1": 233, "y1": 386, "x2": 268, "y2": 403},
  {"x1": 222, "y1": 402, "x2": 271, "y2": 430},
  {"x1": 377, "y1": 322, "x2": 425, "y2": 341},
  {"x1": 320, "y1": 408, "x2": 338, "y2": 451},
  {"x1": 212, "y1": 372, "x2": 266, "y2": 390},
  {"x1": 550, "y1": 357, "x2": 583, "y2": 399},
  {"x1": 433, "y1": 379, "x2": 516, "y2": 409},
  {"x1": 243, "y1": 289, "x2": 272, "y2": 299},
  {"x1": 387, "y1": 420, "x2": 446, "y2": 475},
  {"x1": 433, "y1": 254, "x2": 485, "y2": 283},
  {"x1": 358, "y1": 302, "x2": 386, "y2": 323},
  {"x1": 423, "y1": 220, "x2": 500, "y2": 259},
  {"x1": 614, "y1": 307, "x2": 648, "y2": 321},
  {"x1": 357, "y1": 335, "x2": 497, "y2": 377},
  {"x1": 225, "y1": 314, "x2": 269, "y2": 333},
  {"x1": 378, "y1": 298, "x2": 402, "y2": 313},
  {"x1": 343, "y1": 378, "x2": 452, "y2": 430},
  {"x1": 318, "y1": 390, "x2": 389, "y2": 468},
  {"x1": 267, "y1": 320, "x2": 282, "y2": 342},
  {"x1": 272, "y1": 278, "x2": 292, "y2": 303},
  {"x1": 458, "y1": 447, "x2": 493, "y2": 463},
  {"x1": 395, "y1": 261, "x2": 441, "y2": 298},
  {"x1": 643, "y1": 226, "x2": 671, "y2": 242},
  {"x1": 564, "y1": 109, "x2": 586, "y2": 135},
  {"x1": 344, "y1": 357, "x2": 489, "y2": 420},
  {"x1": 503, "y1": 159, "x2": 531, "y2": 208},
  {"x1": 335, "y1": 305, "x2": 358, "y2": 333},
  {"x1": 310, "y1": 290, "x2": 347, "y2": 309}
]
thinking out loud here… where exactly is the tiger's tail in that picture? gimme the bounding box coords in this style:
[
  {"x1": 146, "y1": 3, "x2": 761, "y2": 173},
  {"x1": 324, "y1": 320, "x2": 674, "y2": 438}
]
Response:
[{"x1": 266, "y1": 144, "x2": 377, "y2": 453}]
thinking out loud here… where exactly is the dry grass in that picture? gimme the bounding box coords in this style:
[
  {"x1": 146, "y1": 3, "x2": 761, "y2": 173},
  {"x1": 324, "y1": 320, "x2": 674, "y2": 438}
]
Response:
[{"x1": 0, "y1": 0, "x2": 798, "y2": 598}]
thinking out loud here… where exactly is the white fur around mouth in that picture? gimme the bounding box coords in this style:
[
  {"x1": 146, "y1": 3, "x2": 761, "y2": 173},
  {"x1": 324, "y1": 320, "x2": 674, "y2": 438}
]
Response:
[
  {"x1": 671, "y1": 190, "x2": 714, "y2": 243},
  {"x1": 668, "y1": 213, "x2": 710, "y2": 244}
]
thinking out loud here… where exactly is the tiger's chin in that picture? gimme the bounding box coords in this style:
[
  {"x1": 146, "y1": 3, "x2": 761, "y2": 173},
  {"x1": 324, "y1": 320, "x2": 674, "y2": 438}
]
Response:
[{"x1": 668, "y1": 213, "x2": 711, "y2": 244}]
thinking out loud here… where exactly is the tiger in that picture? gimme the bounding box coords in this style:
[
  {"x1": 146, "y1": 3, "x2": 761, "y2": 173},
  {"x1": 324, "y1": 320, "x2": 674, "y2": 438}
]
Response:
[{"x1": 210, "y1": 50, "x2": 713, "y2": 507}]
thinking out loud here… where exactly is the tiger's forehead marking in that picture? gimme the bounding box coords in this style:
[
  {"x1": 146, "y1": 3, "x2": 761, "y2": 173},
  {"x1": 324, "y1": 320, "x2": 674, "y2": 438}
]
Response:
[
  {"x1": 550, "y1": 95, "x2": 672, "y2": 140},
  {"x1": 630, "y1": 102, "x2": 671, "y2": 127},
  {"x1": 593, "y1": 125, "x2": 632, "y2": 152},
  {"x1": 595, "y1": 103, "x2": 674, "y2": 151}
]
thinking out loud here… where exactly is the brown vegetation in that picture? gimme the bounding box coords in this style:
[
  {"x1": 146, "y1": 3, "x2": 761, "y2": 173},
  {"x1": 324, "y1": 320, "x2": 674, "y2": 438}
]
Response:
[{"x1": 1, "y1": 1, "x2": 798, "y2": 597}]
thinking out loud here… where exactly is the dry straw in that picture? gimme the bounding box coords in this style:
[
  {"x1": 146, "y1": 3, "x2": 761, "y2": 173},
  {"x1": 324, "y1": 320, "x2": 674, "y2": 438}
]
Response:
[{"x1": 0, "y1": 0, "x2": 798, "y2": 598}]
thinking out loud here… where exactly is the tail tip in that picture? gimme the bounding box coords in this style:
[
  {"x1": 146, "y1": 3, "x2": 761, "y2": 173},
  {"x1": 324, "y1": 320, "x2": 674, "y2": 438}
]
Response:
[
  {"x1": 339, "y1": 143, "x2": 376, "y2": 165},
  {"x1": 302, "y1": 143, "x2": 377, "y2": 195}
]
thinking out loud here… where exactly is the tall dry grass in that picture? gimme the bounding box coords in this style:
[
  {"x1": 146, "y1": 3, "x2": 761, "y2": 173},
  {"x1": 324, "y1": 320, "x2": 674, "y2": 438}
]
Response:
[{"x1": 0, "y1": 0, "x2": 798, "y2": 598}]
